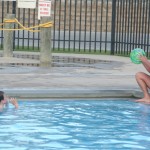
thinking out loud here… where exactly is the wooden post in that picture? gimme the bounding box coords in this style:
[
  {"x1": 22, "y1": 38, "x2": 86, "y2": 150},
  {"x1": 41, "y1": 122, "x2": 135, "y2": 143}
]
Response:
[
  {"x1": 3, "y1": 14, "x2": 15, "y2": 57},
  {"x1": 40, "y1": 17, "x2": 52, "y2": 67}
]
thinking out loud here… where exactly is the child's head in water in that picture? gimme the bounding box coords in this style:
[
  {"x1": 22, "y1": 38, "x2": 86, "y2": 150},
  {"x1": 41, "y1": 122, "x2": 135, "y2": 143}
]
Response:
[
  {"x1": 0, "y1": 91, "x2": 4, "y2": 101},
  {"x1": 0, "y1": 91, "x2": 6, "y2": 104},
  {"x1": 0, "y1": 91, "x2": 18, "y2": 109}
]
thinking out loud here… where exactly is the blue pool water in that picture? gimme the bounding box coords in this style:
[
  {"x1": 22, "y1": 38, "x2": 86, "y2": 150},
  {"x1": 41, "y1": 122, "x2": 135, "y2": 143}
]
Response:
[{"x1": 0, "y1": 99, "x2": 150, "y2": 150}]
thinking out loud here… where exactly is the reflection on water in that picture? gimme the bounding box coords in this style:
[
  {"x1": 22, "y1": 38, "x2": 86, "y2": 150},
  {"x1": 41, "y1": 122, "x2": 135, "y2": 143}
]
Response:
[{"x1": 0, "y1": 99, "x2": 150, "y2": 150}]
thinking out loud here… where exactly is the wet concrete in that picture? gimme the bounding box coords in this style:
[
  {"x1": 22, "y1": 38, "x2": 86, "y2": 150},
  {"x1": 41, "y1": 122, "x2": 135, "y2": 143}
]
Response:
[{"x1": 0, "y1": 51, "x2": 145, "y2": 99}]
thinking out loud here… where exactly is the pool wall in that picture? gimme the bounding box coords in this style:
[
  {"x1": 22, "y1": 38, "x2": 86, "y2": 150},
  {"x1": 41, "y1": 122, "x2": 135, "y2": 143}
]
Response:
[{"x1": 3, "y1": 89, "x2": 143, "y2": 99}]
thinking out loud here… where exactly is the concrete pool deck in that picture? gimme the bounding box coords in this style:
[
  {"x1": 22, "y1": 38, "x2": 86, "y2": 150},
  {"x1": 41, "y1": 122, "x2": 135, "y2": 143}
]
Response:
[{"x1": 0, "y1": 51, "x2": 145, "y2": 99}]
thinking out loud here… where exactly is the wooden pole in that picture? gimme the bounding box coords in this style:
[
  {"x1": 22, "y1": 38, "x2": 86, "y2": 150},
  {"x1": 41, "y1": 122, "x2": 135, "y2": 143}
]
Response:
[
  {"x1": 40, "y1": 16, "x2": 52, "y2": 67},
  {"x1": 3, "y1": 14, "x2": 15, "y2": 57}
]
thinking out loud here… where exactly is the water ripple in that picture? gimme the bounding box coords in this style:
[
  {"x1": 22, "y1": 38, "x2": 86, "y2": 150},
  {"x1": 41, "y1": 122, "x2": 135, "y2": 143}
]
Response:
[{"x1": 0, "y1": 100, "x2": 150, "y2": 150}]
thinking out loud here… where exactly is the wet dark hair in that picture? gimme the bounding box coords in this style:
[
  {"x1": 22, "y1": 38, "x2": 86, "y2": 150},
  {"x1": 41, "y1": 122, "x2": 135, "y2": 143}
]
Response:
[{"x1": 0, "y1": 91, "x2": 4, "y2": 102}]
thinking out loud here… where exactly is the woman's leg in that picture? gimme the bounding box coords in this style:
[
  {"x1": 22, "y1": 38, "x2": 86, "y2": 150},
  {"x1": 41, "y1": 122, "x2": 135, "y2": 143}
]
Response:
[{"x1": 135, "y1": 72, "x2": 150, "y2": 103}]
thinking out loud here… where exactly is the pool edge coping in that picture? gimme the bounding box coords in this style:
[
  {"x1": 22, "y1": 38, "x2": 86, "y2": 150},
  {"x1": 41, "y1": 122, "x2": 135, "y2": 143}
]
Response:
[{"x1": 3, "y1": 89, "x2": 142, "y2": 99}]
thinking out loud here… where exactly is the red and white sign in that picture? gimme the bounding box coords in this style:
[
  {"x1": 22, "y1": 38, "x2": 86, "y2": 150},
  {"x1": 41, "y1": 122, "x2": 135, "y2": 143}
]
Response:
[{"x1": 38, "y1": 0, "x2": 51, "y2": 20}]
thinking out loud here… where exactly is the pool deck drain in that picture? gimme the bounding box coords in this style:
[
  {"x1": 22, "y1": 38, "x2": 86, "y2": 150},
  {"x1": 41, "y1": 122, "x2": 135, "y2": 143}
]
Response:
[
  {"x1": 0, "y1": 51, "x2": 145, "y2": 99},
  {"x1": 0, "y1": 57, "x2": 39, "y2": 66}
]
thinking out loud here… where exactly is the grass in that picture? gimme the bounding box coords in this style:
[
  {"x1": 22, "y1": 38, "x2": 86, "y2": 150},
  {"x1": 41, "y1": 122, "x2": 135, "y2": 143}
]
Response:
[{"x1": 0, "y1": 44, "x2": 130, "y2": 57}]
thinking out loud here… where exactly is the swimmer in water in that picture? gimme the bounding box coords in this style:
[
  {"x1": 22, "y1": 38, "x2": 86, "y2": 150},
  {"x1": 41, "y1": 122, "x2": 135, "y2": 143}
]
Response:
[{"x1": 0, "y1": 91, "x2": 18, "y2": 111}]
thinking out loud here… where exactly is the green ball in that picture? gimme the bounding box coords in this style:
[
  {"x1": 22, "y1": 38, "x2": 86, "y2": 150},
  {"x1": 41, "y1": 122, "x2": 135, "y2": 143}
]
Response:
[{"x1": 130, "y1": 48, "x2": 146, "y2": 64}]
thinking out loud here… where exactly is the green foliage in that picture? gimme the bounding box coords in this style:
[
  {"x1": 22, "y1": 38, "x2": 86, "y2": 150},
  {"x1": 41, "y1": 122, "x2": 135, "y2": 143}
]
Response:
[{"x1": 0, "y1": 44, "x2": 133, "y2": 57}]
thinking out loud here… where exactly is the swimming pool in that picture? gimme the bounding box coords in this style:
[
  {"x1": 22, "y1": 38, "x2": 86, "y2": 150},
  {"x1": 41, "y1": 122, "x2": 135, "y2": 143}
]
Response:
[{"x1": 0, "y1": 99, "x2": 150, "y2": 150}]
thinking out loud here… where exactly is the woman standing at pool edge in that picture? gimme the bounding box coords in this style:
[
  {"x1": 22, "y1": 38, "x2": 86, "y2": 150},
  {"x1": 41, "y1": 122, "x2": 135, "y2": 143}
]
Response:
[
  {"x1": 135, "y1": 55, "x2": 150, "y2": 103},
  {"x1": 0, "y1": 91, "x2": 18, "y2": 110}
]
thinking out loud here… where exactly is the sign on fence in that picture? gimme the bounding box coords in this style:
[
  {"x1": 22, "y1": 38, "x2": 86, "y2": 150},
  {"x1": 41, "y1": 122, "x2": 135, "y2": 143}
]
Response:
[
  {"x1": 38, "y1": 0, "x2": 51, "y2": 20},
  {"x1": 18, "y1": 0, "x2": 36, "y2": 8}
]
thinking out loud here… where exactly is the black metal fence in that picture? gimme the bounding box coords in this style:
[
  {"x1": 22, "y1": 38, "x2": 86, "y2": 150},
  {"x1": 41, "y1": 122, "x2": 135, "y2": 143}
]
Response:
[{"x1": 0, "y1": 0, "x2": 150, "y2": 56}]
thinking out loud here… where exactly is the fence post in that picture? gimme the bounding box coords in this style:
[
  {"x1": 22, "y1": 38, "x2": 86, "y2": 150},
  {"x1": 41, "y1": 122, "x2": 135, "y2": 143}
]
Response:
[
  {"x1": 12, "y1": 1, "x2": 16, "y2": 51},
  {"x1": 111, "y1": 0, "x2": 116, "y2": 55},
  {"x1": 3, "y1": 14, "x2": 15, "y2": 57},
  {"x1": 40, "y1": 16, "x2": 52, "y2": 67}
]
